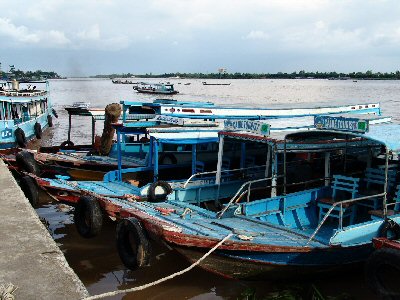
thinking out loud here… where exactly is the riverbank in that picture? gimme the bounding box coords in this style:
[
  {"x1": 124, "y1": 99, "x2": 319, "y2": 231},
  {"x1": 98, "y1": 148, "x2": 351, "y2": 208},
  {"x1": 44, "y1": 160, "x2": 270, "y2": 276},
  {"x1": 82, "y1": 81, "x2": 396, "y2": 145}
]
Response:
[{"x1": 0, "y1": 160, "x2": 88, "y2": 299}]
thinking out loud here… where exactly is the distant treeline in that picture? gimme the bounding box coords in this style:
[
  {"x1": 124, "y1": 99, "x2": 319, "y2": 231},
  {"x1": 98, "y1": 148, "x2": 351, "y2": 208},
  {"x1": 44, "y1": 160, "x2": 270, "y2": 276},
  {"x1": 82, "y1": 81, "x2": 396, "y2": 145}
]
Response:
[
  {"x1": 93, "y1": 70, "x2": 400, "y2": 80},
  {"x1": 1, "y1": 69, "x2": 63, "y2": 81}
]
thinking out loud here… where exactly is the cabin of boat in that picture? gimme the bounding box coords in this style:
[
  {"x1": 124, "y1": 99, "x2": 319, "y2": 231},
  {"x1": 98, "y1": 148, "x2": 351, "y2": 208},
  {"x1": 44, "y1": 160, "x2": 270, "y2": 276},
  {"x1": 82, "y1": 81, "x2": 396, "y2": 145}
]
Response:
[
  {"x1": 0, "y1": 80, "x2": 54, "y2": 149},
  {"x1": 134, "y1": 82, "x2": 179, "y2": 95}
]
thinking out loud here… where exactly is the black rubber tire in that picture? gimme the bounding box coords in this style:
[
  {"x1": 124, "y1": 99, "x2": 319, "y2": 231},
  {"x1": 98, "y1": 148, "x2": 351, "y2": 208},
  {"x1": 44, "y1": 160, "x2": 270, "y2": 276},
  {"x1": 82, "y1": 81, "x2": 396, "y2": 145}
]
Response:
[
  {"x1": 365, "y1": 248, "x2": 400, "y2": 298},
  {"x1": 15, "y1": 151, "x2": 40, "y2": 175},
  {"x1": 47, "y1": 115, "x2": 53, "y2": 127},
  {"x1": 74, "y1": 196, "x2": 103, "y2": 238},
  {"x1": 379, "y1": 219, "x2": 400, "y2": 240},
  {"x1": 159, "y1": 153, "x2": 177, "y2": 165},
  {"x1": 60, "y1": 140, "x2": 75, "y2": 148},
  {"x1": 14, "y1": 127, "x2": 27, "y2": 148},
  {"x1": 147, "y1": 180, "x2": 172, "y2": 202},
  {"x1": 34, "y1": 122, "x2": 42, "y2": 139},
  {"x1": 116, "y1": 217, "x2": 151, "y2": 270},
  {"x1": 52, "y1": 108, "x2": 58, "y2": 118},
  {"x1": 20, "y1": 176, "x2": 39, "y2": 207}
]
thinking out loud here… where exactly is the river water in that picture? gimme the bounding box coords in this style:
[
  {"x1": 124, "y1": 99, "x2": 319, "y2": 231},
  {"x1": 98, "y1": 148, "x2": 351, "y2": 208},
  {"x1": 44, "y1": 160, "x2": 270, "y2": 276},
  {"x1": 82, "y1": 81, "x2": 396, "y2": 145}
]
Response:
[{"x1": 33, "y1": 78, "x2": 400, "y2": 299}]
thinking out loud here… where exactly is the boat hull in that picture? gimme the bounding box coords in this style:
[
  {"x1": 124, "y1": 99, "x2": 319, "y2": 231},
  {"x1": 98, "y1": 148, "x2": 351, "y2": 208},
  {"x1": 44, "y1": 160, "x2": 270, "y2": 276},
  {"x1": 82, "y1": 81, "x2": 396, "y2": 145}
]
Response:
[{"x1": 173, "y1": 244, "x2": 372, "y2": 279}]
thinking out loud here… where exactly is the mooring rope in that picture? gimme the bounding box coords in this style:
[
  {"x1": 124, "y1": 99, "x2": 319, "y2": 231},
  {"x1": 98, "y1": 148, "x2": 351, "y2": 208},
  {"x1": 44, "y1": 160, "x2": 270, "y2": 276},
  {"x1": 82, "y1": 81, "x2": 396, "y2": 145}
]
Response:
[
  {"x1": 83, "y1": 232, "x2": 234, "y2": 300},
  {"x1": 0, "y1": 283, "x2": 17, "y2": 300}
]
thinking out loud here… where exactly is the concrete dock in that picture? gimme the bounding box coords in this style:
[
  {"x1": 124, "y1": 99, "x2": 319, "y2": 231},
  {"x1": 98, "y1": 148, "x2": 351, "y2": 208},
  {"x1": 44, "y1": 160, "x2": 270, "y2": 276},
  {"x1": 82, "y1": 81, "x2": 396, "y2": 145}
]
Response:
[{"x1": 0, "y1": 160, "x2": 88, "y2": 299}]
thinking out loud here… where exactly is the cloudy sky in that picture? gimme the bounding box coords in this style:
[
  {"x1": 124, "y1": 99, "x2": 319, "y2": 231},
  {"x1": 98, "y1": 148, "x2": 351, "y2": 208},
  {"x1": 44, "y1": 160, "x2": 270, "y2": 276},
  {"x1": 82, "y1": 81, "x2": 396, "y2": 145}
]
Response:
[{"x1": 1, "y1": 0, "x2": 400, "y2": 76}]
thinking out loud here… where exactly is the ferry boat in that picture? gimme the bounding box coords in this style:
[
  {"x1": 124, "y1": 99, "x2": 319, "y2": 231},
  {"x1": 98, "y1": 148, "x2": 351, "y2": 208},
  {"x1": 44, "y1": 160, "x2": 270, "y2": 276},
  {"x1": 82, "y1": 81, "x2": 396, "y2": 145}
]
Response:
[
  {"x1": 133, "y1": 83, "x2": 179, "y2": 95},
  {"x1": 0, "y1": 80, "x2": 55, "y2": 150}
]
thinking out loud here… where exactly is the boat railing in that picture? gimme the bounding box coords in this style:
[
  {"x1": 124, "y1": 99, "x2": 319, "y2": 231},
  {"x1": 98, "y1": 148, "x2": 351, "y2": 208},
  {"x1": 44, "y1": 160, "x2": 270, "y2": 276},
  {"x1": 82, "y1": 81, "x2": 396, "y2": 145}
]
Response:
[
  {"x1": 306, "y1": 192, "x2": 386, "y2": 245},
  {"x1": 182, "y1": 165, "x2": 267, "y2": 188},
  {"x1": 217, "y1": 176, "x2": 277, "y2": 219}
]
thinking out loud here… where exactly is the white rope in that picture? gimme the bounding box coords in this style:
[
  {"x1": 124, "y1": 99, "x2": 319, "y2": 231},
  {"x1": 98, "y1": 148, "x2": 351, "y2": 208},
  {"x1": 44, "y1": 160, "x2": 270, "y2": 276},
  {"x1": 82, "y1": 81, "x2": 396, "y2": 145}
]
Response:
[
  {"x1": 0, "y1": 283, "x2": 17, "y2": 300},
  {"x1": 83, "y1": 232, "x2": 234, "y2": 300}
]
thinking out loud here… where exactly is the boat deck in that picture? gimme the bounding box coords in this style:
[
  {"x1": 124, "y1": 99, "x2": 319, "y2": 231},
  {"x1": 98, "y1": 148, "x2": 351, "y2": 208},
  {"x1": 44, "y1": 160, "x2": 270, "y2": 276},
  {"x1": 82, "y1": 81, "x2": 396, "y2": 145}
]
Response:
[{"x1": 118, "y1": 200, "x2": 331, "y2": 248}]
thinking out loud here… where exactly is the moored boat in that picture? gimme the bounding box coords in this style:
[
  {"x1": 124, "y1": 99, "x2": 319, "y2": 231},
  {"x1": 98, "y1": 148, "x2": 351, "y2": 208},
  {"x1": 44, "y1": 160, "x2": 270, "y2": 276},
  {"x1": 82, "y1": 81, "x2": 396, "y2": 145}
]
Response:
[
  {"x1": 0, "y1": 80, "x2": 56, "y2": 150},
  {"x1": 122, "y1": 99, "x2": 382, "y2": 120},
  {"x1": 111, "y1": 115, "x2": 400, "y2": 278}
]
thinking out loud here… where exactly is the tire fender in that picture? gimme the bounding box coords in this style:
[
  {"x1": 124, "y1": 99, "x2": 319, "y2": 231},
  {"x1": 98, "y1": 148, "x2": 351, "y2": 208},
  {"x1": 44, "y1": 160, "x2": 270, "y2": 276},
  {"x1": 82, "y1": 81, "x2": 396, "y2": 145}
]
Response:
[
  {"x1": 20, "y1": 176, "x2": 39, "y2": 207},
  {"x1": 60, "y1": 140, "x2": 75, "y2": 148},
  {"x1": 14, "y1": 127, "x2": 27, "y2": 148},
  {"x1": 74, "y1": 196, "x2": 103, "y2": 238},
  {"x1": 147, "y1": 180, "x2": 172, "y2": 202},
  {"x1": 365, "y1": 247, "x2": 400, "y2": 297},
  {"x1": 47, "y1": 115, "x2": 53, "y2": 127},
  {"x1": 379, "y1": 219, "x2": 400, "y2": 240},
  {"x1": 116, "y1": 217, "x2": 151, "y2": 270},
  {"x1": 34, "y1": 122, "x2": 42, "y2": 139},
  {"x1": 15, "y1": 150, "x2": 40, "y2": 175}
]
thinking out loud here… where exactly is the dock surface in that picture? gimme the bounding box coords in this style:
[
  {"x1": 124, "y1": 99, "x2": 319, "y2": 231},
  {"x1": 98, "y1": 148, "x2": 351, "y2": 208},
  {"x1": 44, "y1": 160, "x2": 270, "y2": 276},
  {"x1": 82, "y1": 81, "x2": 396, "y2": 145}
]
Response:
[{"x1": 0, "y1": 160, "x2": 88, "y2": 299}]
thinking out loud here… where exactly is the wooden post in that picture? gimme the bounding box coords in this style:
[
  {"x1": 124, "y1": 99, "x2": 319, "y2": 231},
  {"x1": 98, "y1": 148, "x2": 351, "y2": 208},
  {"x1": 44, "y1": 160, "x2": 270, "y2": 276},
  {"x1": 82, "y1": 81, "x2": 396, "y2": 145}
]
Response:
[{"x1": 100, "y1": 103, "x2": 122, "y2": 155}]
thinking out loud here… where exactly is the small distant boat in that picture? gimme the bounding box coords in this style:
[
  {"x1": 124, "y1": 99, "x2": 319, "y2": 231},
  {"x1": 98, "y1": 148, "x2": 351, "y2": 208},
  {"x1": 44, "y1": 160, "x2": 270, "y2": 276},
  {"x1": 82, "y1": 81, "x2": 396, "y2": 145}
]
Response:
[
  {"x1": 184, "y1": 83, "x2": 191, "y2": 85},
  {"x1": 134, "y1": 82, "x2": 179, "y2": 95},
  {"x1": 202, "y1": 81, "x2": 231, "y2": 86},
  {"x1": 112, "y1": 78, "x2": 137, "y2": 84}
]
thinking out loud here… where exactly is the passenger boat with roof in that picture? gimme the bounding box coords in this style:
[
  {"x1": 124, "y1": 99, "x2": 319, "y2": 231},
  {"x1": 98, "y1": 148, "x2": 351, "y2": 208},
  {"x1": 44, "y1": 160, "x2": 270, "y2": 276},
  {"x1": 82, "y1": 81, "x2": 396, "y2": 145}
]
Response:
[
  {"x1": 105, "y1": 114, "x2": 400, "y2": 278},
  {"x1": 0, "y1": 80, "x2": 55, "y2": 150},
  {"x1": 134, "y1": 82, "x2": 179, "y2": 95}
]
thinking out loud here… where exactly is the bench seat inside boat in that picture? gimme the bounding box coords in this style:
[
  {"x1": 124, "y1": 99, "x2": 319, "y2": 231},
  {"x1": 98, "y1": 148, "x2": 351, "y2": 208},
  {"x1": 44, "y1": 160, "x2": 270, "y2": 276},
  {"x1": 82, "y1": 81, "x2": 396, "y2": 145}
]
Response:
[{"x1": 241, "y1": 187, "x2": 328, "y2": 229}]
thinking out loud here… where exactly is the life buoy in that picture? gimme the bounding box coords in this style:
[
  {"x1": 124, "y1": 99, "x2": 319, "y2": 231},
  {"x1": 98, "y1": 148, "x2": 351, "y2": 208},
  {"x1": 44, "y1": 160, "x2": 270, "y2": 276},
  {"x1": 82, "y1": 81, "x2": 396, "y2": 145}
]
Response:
[
  {"x1": 19, "y1": 176, "x2": 39, "y2": 207},
  {"x1": 365, "y1": 248, "x2": 400, "y2": 297},
  {"x1": 34, "y1": 122, "x2": 42, "y2": 139},
  {"x1": 74, "y1": 196, "x2": 103, "y2": 238},
  {"x1": 52, "y1": 108, "x2": 58, "y2": 118},
  {"x1": 147, "y1": 180, "x2": 172, "y2": 202},
  {"x1": 379, "y1": 219, "x2": 400, "y2": 240},
  {"x1": 47, "y1": 115, "x2": 53, "y2": 127},
  {"x1": 15, "y1": 150, "x2": 40, "y2": 175},
  {"x1": 14, "y1": 127, "x2": 27, "y2": 148},
  {"x1": 159, "y1": 153, "x2": 177, "y2": 165},
  {"x1": 60, "y1": 140, "x2": 74, "y2": 148},
  {"x1": 116, "y1": 217, "x2": 151, "y2": 270}
]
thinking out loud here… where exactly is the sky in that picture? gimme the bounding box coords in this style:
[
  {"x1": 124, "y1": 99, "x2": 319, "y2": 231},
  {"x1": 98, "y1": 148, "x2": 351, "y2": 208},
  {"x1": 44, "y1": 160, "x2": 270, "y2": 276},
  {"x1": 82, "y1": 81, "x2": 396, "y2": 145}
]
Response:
[{"x1": 1, "y1": 0, "x2": 400, "y2": 76}]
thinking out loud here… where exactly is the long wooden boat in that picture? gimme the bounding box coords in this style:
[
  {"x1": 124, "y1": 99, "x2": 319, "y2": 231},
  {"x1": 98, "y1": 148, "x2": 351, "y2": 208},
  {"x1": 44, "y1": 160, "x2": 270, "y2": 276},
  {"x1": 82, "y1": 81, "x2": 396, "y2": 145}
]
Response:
[
  {"x1": 0, "y1": 80, "x2": 56, "y2": 150},
  {"x1": 108, "y1": 116, "x2": 400, "y2": 278},
  {"x1": 122, "y1": 99, "x2": 381, "y2": 120}
]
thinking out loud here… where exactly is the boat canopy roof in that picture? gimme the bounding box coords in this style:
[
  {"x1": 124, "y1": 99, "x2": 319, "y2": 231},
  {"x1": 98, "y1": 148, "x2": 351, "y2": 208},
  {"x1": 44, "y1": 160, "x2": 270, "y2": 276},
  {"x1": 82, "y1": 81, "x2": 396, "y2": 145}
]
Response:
[
  {"x1": 286, "y1": 124, "x2": 400, "y2": 154},
  {"x1": 148, "y1": 131, "x2": 218, "y2": 145},
  {"x1": 120, "y1": 99, "x2": 215, "y2": 107}
]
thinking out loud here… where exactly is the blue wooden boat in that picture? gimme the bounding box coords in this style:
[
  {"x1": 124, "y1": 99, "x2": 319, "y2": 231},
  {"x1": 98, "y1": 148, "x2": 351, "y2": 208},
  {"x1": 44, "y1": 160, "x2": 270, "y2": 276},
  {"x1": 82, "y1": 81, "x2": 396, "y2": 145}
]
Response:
[
  {"x1": 30, "y1": 125, "x2": 222, "y2": 204},
  {"x1": 109, "y1": 115, "x2": 400, "y2": 278},
  {"x1": 0, "y1": 80, "x2": 55, "y2": 150}
]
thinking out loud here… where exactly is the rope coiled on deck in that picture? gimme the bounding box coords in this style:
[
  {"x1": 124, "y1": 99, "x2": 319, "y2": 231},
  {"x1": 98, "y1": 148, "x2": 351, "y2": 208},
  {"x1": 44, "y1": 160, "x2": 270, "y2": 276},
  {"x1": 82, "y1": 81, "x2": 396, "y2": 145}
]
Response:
[{"x1": 83, "y1": 232, "x2": 234, "y2": 300}]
